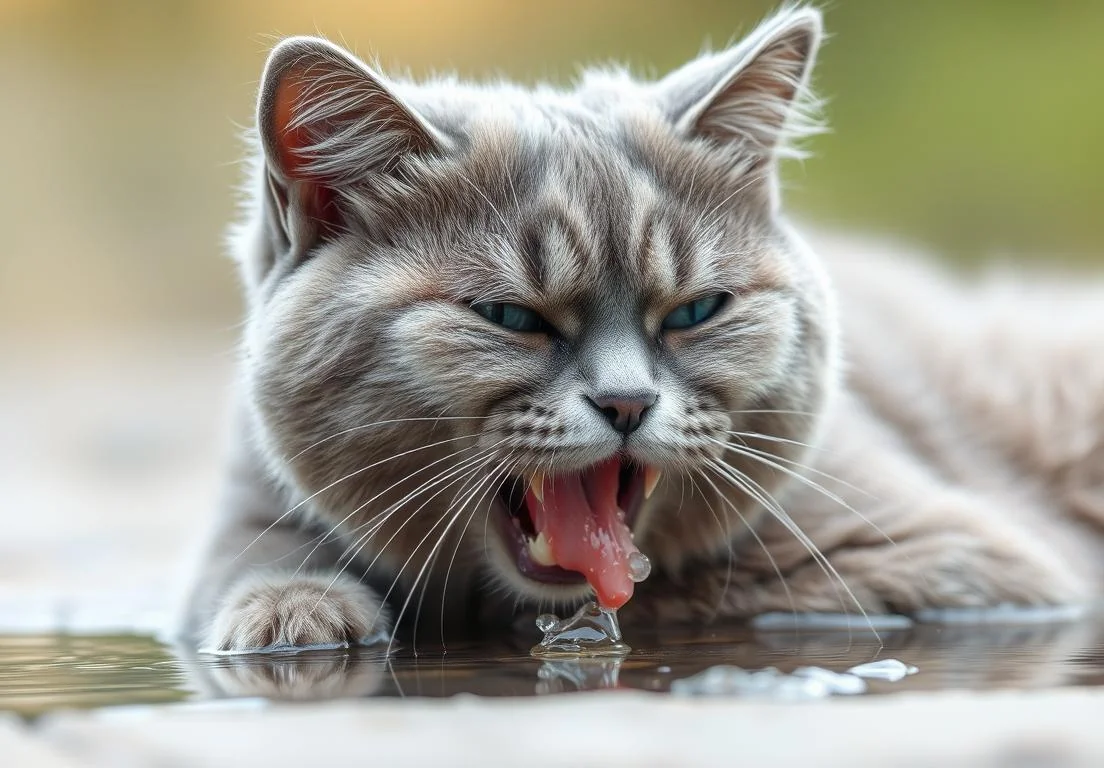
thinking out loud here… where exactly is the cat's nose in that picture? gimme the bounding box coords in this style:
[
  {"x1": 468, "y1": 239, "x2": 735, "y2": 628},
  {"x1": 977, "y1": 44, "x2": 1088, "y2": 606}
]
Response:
[{"x1": 587, "y1": 391, "x2": 658, "y2": 435}]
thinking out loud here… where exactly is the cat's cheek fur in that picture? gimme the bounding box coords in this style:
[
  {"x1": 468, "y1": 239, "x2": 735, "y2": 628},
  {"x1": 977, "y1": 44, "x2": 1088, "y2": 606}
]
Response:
[{"x1": 205, "y1": 572, "x2": 389, "y2": 652}]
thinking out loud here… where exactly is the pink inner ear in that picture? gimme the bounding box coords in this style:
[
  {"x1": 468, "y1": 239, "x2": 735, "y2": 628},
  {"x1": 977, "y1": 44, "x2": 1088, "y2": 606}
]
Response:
[
  {"x1": 272, "y1": 72, "x2": 339, "y2": 230},
  {"x1": 272, "y1": 73, "x2": 312, "y2": 180}
]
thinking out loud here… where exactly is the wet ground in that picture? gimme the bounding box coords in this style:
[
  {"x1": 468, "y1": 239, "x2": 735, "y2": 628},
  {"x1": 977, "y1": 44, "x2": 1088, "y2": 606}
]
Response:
[{"x1": 4, "y1": 612, "x2": 1104, "y2": 718}]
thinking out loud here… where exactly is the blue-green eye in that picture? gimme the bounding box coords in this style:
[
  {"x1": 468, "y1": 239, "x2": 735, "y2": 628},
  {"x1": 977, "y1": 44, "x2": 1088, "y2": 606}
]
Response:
[
  {"x1": 662, "y1": 293, "x2": 727, "y2": 330},
  {"x1": 472, "y1": 302, "x2": 547, "y2": 332}
]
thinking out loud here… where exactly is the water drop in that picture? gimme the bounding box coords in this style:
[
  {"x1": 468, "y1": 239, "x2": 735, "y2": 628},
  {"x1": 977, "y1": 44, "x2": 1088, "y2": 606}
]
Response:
[
  {"x1": 628, "y1": 551, "x2": 651, "y2": 583},
  {"x1": 535, "y1": 614, "x2": 557, "y2": 633}
]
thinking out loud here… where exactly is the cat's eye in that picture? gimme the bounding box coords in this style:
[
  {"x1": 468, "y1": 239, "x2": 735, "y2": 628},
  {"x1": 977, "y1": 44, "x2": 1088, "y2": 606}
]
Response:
[
  {"x1": 662, "y1": 293, "x2": 727, "y2": 331},
  {"x1": 471, "y1": 302, "x2": 547, "y2": 333}
]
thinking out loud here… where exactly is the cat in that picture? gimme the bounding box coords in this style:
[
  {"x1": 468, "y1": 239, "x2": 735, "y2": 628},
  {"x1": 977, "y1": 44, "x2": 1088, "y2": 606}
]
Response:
[{"x1": 182, "y1": 4, "x2": 1104, "y2": 652}]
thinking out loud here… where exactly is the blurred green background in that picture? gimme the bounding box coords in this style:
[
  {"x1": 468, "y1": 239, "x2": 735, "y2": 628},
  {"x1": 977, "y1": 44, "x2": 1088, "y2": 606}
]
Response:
[
  {"x1": 0, "y1": 0, "x2": 1103, "y2": 634},
  {"x1": 2, "y1": 0, "x2": 1103, "y2": 338}
]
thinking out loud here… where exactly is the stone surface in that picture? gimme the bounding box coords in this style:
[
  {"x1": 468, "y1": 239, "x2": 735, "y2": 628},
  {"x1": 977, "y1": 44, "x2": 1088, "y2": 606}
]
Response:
[
  {"x1": 0, "y1": 715, "x2": 86, "y2": 768},
  {"x1": 30, "y1": 690, "x2": 1104, "y2": 768}
]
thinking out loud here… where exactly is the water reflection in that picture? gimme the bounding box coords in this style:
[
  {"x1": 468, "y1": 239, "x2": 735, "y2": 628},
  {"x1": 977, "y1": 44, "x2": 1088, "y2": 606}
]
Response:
[
  {"x1": 3, "y1": 614, "x2": 1104, "y2": 715},
  {"x1": 536, "y1": 659, "x2": 624, "y2": 694}
]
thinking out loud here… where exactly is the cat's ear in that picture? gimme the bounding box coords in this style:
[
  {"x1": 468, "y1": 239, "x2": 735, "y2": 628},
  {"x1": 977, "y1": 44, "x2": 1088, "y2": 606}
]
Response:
[
  {"x1": 658, "y1": 7, "x2": 823, "y2": 161},
  {"x1": 256, "y1": 36, "x2": 444, "y2": 261}
]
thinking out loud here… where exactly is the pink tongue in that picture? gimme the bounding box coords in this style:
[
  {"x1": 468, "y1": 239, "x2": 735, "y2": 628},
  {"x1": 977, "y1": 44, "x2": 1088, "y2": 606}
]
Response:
[{"x1": 525, "y1": 457, "x2": 639, "y2": 609}]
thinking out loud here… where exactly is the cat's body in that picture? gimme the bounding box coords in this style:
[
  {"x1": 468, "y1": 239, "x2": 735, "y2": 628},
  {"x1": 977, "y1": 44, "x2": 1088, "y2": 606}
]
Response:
[
  {"x1": 630, "y1": 231, "x2": 1104, "y2": 623},
  {"x1": 183, "y1": 7, "x2": 1103, "y2": 651}
]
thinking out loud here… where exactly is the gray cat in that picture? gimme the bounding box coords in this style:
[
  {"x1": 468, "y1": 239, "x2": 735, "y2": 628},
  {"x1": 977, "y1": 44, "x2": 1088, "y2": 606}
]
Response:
[{"x1": 183, "y1": 6, "x2": 1103, "y2": 652}]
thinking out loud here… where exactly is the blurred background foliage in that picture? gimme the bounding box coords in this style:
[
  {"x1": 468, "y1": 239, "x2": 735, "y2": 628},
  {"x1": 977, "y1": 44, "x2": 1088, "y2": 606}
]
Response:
[{"x1": 2, "y1": 0, "x2": 1103, "y2": 337}]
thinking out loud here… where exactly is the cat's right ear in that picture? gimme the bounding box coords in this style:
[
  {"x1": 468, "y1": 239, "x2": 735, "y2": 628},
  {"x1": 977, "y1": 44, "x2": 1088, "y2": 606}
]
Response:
[{"x1": 256, "y1": 37, "x2": 445, "y2": 264}]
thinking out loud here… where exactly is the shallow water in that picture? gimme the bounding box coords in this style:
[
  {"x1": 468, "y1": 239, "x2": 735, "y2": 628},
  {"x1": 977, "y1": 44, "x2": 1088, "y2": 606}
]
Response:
[{"x1": 3, "y1": 613, "x2": 1104, "y2": 716}]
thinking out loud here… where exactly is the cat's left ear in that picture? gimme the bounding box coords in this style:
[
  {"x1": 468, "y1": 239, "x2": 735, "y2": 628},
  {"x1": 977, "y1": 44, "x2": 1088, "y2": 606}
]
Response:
[{"x1": 658, "y1": 6, "x2": 823, "y2": 162}]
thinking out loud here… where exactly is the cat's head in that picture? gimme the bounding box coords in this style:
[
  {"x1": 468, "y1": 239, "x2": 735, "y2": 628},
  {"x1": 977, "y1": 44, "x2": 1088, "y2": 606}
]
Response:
[{"x1": 235, "y1": 6, "x2": 838, "y2": 616}]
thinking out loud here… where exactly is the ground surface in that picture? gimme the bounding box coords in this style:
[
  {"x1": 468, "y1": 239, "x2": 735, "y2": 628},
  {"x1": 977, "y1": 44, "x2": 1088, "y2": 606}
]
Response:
[{"x1": 3, "y1": 336, "x2": 1103, "y2": 766}]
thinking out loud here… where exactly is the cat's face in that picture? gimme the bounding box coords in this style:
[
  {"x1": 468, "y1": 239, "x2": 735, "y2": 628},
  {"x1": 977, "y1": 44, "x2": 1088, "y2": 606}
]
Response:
[{"x1": 238, "y1": 7, "x2": 837, "y2": 614}]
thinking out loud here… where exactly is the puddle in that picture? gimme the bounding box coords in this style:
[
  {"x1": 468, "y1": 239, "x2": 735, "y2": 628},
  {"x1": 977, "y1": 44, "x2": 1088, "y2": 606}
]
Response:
[{"x1": 3, "y1": 613, "x2": 1104, "y2": 715}]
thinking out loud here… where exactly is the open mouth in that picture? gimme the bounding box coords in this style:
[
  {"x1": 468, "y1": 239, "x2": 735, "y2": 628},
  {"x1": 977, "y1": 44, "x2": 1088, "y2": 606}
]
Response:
[{"x1": 495, "y1": 456, "x2": 660, "y2": 609}]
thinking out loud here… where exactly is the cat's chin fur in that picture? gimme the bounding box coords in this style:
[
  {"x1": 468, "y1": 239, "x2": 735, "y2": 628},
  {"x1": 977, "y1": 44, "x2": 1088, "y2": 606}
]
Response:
[{"x1": 183, "y1": 6, "x2": 1102, "y2": 653}]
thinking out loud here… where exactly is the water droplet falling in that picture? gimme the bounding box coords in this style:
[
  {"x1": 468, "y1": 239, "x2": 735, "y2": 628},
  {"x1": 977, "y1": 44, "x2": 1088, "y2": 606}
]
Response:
[{"x1": 628, "y1": 551, "x2": 651, "y2": 583}]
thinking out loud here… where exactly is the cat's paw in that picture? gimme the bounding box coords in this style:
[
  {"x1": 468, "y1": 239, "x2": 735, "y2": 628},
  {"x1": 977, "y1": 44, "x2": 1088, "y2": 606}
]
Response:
[{"x1": 206, "y1": 572, "x2": 389, "y2": 652}]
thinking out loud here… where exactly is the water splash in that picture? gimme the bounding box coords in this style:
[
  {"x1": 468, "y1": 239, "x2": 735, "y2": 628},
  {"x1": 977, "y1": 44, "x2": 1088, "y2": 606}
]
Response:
[{"x1": 530, "y1": 602, "x2": 631, "y2": 658}]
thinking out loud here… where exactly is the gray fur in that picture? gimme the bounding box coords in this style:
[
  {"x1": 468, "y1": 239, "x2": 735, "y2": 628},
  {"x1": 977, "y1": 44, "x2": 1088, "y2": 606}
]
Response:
[{"x1": 183, "y1": 6, "x2": 1103, "y2": 651}]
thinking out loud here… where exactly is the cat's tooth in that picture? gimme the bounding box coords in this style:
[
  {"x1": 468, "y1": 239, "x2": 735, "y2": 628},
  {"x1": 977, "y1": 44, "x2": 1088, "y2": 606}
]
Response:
[
  {"x1": 528, "y1": 471, "x2": 546, "y2": 504},
  {"x1": 644, "y1": 467, "x2": 662, "y2": 499},
  {"x1": 528, "y1": 531, "x2": 556, "y2": 567}
]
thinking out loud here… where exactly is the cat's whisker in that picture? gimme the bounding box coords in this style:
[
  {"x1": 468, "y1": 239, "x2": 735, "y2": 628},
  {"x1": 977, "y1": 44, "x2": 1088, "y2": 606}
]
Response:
[
  {"x1": 403, "y1": 467, "x2": 495, "y2": 649},
  {"x1": 320, "y1": 449, "x2": 501, "y2": 624},
  {"x1": 330, "y1": 443, "x2": 508, "y2": 577},
  {"x1": 380, "y1": 455, "x2": 514, "y2": 652},
  {"x1": 715, "y1": 436, "x2": 897, "y2": 549},
  {"x1": 439, "y1": 455, "x2": 523, "y2": 645},
  {"x1": 292, "y1": 440, "x2": 495, "y2": 578},
  {"x1": 725, "y1": 429, "x2": 824, "y2": 452},
  {"x1": 685, "y1": 470, "x2": 738, "y2": 619},
  {"x1": 338, "y1": 444, "x2": 509, "y2": 578},
  {"x1": 288, "y1": 416, "x2": 488, "y2": 462},
  {"x1": 411, "y1": 454, "x2": 515, "y2": 644},
  {"x1": 319, "y1": 437, "x2": 510, "y2": 560},
  {"x1": 707, "y1": 456, "x2": 881, "y2": 644},
  {"x1": 728, "y1": 408, "x2": 821, "y2": 418},
  {"x1": 725, "y1": 432, "x2": 879, "y2": 500},
  {"x1": 236, "y1": 433, "x2": 481, "y2": 563},
  {"x1": 411, "y1": 457, "x2": 522, "y2": 651},
  {"x1": 313, "y1": 453, "x2": 495, "y2": 611},
  {"x1": 693, "y1": 468, "x2": 797, "y2": 619}
]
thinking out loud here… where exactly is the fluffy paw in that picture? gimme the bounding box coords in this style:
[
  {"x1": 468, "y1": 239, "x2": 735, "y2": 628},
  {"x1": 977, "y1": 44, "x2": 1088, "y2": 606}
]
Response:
[{"x1": 206, "y1": 572, "x2": 389, "y2": 652}]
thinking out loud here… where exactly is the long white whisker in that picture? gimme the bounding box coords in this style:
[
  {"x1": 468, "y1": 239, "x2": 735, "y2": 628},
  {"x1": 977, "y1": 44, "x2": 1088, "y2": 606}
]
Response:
[
  {"x1": 415, "y1": 457, "x2": 520, "y2": 651},
  {"x1": 715, "y1": 437, "x2": 896, "y2": 550},
  {"x1": 325, "y1": 448, "x2": 502, "y2": 630},
  {"x1": 409, "y1": 459, "x2": 504, "y2": 650},
  {"x1": 332, "y1": 442, "x2": 508, "y2": 578},
  {"x1": 293, "y1": 440, "x2": 492, "y2": 578},
  {"x1": 725, "y1": 431, "x2": 878, "y2": 499},
  {"x1": 439, "y1": 455, "x2": 521, "y2": 646},
  {"x1": 728, "y1": 408, "x2": 820, "y2": 418},
  {"x1": 288, "y1": 416, "x2": 488, "y2": 462},
  {"x1": 685, "y1": 470, "x2": 737, "y2": 619},
  {"x1": 236, "y1": 433, "x2": 480, "y2": 563},
  {"x1": 385, "y1": 455, "x2": 516, "y2": 652},
  {"x1": 707, "y1": 456, "x2": 880, "y2": 644},
  {"x1": 694, "y1": 469, "x2": 796, "y2": 619}
]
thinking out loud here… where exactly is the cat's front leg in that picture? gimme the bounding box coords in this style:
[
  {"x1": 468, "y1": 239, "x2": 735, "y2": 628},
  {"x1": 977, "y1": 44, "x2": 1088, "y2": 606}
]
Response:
[
  {"x1": 182, "y1": 455, "x2": 391, "y2": 652},
  {"x1": 207, "y1": 570, "x2": 388, "y2": 652},
  {"x1": 727, "y1": 491, "x2": 1088, "y2": 620},
  {"x1": 628, "y1": 476, "x2": 1089, "y2": 625}
]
